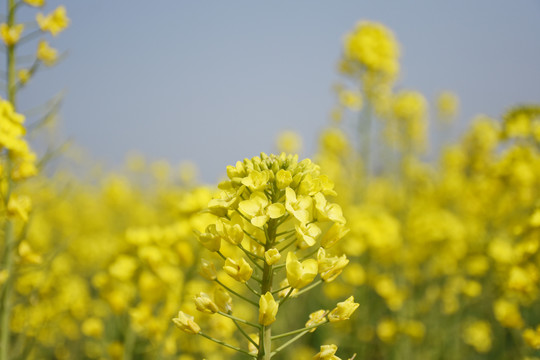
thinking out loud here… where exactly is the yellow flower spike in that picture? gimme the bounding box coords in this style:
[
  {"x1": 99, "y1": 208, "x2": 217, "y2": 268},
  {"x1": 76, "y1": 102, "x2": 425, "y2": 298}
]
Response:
[
  {"x1": 172, "y1": 311, "x2": 201, "y2": 334},
  {"x1": 286, "y1": 252, "x2": 318, "y2": 289},
  {"x1": 241, "y1": 170, "x2": 270, "y2": 191},
  {"x1": 328, "y1": 296, "x2": 359, "y2": 322},
  {"x1": 285, "y1": 187, "x2": 313, "y2": 224},
  {"x1": 317, "y1": 248, "x2": 349, "y2": 282},
  {"x1": 258, "y1": 292, "x2": 278, "y2": 325},
  {"x1": 23, "y1": 0, "x2": 44, "y2": 6},
  {"x1": 321, "y1": 223, "x2": 350, "y2": 248},
  {"x1": 214, "y1": 287, "x2": 233, "y2": 313},
  {"x1": 223, "y1": 257, "x2": 253, "y2": 283},
  {"x1": 194, "y1": 292, "x2": 219, "y2": 314},
  {"x1": 238, "y1": 191, "x2": 270, "y2": 227},
  {"x1": 275, "y1": 169, "x2": 293, "y2": 189},
  {"x1": 313, "y1": 344, "x2": 341, "y2": 360},
  {"x1": 305, "y1": 310, "x2": 328, "y2": 332},
  {"x1": 7, "y1": 195, "x2": 32, "y2": 222},
  {"x1": 36, "y1": 40, "x2": 58, "y2": 67},
  {"x1": 196, "y1": 224, "x2": 221, "y2": 252},
  {"x1": 264, "y1": 248, "x2": 281, "y2": 265},
  {"x1": 0, "y1": 23, "x2": 24, "y2": 46},
  {"x1": 36, "y1": 6, "x2": 70, "y2": 36},
  {"x1": 295, "y1": 223, "x2": 322, "y2": 249}
]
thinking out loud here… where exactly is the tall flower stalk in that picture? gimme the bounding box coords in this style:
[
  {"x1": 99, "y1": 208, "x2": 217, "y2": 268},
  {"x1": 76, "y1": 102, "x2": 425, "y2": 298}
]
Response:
[
  {"x1": 0, "y1": 1, "x2": 68, "y2": 359},
  {"x1": 173, "y1": 153, "x2": 358, "y2": 359}
]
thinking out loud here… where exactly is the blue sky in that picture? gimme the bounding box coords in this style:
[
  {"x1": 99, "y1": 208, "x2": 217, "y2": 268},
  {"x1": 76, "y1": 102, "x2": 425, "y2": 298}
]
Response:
[{"x1": 18, "y1": 1, "x2": 540, "y2": 182}]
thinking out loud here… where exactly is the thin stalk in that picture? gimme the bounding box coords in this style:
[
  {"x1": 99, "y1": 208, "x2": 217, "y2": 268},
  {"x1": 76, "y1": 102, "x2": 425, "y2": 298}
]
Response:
[
  {"x1": 217, "y1": 311, "x2": 260, "y2": 329},
  {"x1": 215, "y1": 279, "x2": 258, "y2": 307},
  {"x1": 245, "y1": 281, "x2": 261, "y2": 297},
  {"x1": 278, "y1": 288, "x2": 294, "y2": 305},
  {"x1": 231, "y1": 319, "x2": 259, "y2": 348},
  {"x1": 294, "y1": 280, "x2": 323, "y2": 297},
  {"x1": 199, "y1": 332, "x2": 255, "y2": 357},
  {"x1": 0, "y1": 2, "x2": 17, "y2": 359},
  {"x1": 270, "y1": 329, "x2": 310, "y2": 356},
  {"x1": 271, "y1": 321, "x2": 327, "y2": 340}
]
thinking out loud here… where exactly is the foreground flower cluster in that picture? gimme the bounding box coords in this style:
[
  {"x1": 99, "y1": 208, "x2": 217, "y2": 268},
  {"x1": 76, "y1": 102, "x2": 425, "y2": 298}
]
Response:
[{"x1": 173, "y1": 153, "x2": 358, "y2": 359}]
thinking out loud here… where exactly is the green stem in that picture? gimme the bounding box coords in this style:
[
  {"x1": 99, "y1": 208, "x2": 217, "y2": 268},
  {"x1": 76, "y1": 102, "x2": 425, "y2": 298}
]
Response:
[
  {"x1": 231, "y1": 318, "x2": 259, "y2": 348},
  {"x1": 257, "y1": 219, "x2": 276, "y2": 360},
  {"x1": 215, "y1": 279, "x2": 258, "y2": 307},
  {"x1": 294, "y1": 280, "x2": 323, "y2": 297},
  {"x1": 199, "y1": 332, "x2": 256, "y2": 357},
  {"x1": 217, "y1": 311, "x2": 260, "y2": 329},
  {"x1": 270, "y1": 329, "x2": 310, "y2": 356},
  {"x1": 0, "y1": 2, "x2": 17, "y2": 359},
  {"x1": 271, "y1": 321, "x2": 327, "y2": 340}
]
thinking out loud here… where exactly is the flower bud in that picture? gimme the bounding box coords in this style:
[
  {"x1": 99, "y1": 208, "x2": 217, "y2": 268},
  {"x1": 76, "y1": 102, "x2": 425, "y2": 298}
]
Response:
[
  {"x1": 259, "y1": 292, "x2": 278, "y2": 325},
  {"x1": 172, "y1": 311, "x2": 200, "y2": 334}
]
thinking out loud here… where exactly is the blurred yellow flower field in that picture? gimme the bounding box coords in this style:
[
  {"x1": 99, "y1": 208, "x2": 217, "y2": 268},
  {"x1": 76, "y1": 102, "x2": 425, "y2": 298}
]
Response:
[{"x1": 1, "y1": 2, "x2": 540, "y2": 360}]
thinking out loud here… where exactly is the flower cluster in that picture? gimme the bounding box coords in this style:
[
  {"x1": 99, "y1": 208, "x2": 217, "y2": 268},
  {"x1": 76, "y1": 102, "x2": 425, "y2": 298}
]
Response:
[{"x1": 173, "y1": 153, "x2": 358, "y2": 359}]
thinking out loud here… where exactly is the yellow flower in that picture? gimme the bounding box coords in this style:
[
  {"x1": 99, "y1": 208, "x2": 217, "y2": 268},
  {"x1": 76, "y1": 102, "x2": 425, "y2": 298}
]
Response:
[
  {"x1": 194, "y1": 292, "x2": 219, "y2": 314},
  {"x1": 214, "y1": 287, "x2": 233, "y2": 313},
  {"x1": 264, "y1": 248, "x2": 281, "y2": 265},
  {"x1": 196, "y1": 224, "x2": 221, "y2": 252},
  {"x1": 36, "y1": 6, "x2": 70, "y2": 36},
  {"x1": 320, "y1": 223, "x2": 349, "y2": 248},
  {"x1": 523, "y1": 326, "x2": 540, "y2": 349},
  {"x1": 328, "y1": 296, "x2": 359, "y2": 322},
  {"x1": 342, "y1": 21, "x2": 400, "y2": 78},
  {"x1": 286, "y1": 252, "x2": 318, "y2": 289},
  {"x1": 317, "y1": 248, "x2": 349, "y2": 282},
  {"x1": 223, "y1": 257, "x2": 253, "y2": 283},
  {"x1": 37, "y1": 40, "x2": 58, "y2": 66},
  {"x1": 259, "y1": 292, "x2": 278, "y2": 325},
  {"x1": 275, "y1": 169, "x2": 293, "y2": 189},
  {"x1": 7, "y1": 195, "x2": 32, "y2": 222},
  {"x1": 295, "y1": 223, "x2": 321, "y2": 249},
  {"x1": 285, "y1": 187, "x2": 313, "y2": 224},
  {"x1": 81, "y1": 318, "x2": 104, "y2": 338},
  {"x1": 305, "y1": 310, "x2": 328, "y2": 332},
  {"x1": 172, "y1": 311, "x2": 200, "y2": 334},
  {"x1": 199, "y1": 259, "x2": 217, "y2": 280},
  {"x1": 493, "y1": 299, "x2": 524, "y2": 329},
  {"x1": 0, "y1": 23, "x2": 24, "y2": 46},
  {"x1": 241, "y1": 170, "x2": 270, "y2": 191},
  {"x1": 238, "y1": 191, "x2": 270, "y2": 227},
  {"x1": 463, "y1": 321, "x2": 492, "y2": 353},
  {"x1": 313, "y1": 344, "x2": 341, "y2": 360}
]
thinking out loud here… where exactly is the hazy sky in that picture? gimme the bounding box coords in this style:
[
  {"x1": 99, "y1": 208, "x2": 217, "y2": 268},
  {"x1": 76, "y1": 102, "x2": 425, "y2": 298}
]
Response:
[{"x1": 18, "y1": 1, "x2": 540, "y2": 182}]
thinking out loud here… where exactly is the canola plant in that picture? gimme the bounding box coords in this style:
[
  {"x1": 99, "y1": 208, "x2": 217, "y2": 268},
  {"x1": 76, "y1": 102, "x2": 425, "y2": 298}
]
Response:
[{"x1": 1, "y1": 3, "x2": 540, "y2": 360}]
